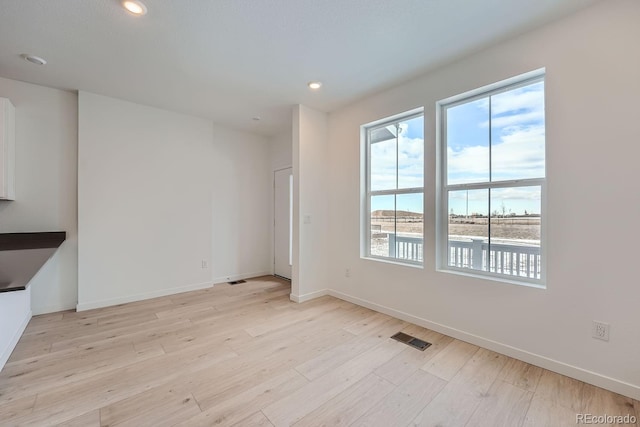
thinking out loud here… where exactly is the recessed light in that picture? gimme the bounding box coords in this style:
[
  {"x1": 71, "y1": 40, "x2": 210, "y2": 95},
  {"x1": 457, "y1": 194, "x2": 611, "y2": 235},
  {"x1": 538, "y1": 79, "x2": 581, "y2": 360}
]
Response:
[
  {"x1": 308, "y1": 81, "x2": 322, "y2": 90},
  {"x1": 122, "y1": 0, "x2": 147, "y2": 15},
  {"x1": 21, "y1": 54, "x2": 47, "y2": 66},
  {"x1": 252, "y1": 116, "x2": 261, "y2": 121}
]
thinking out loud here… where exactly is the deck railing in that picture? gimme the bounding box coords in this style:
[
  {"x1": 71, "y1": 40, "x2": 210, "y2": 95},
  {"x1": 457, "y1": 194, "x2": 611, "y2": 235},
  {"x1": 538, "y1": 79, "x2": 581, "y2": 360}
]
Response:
[
  {"x1": 388, "y1": 234, "x2": 423, "y2": 262},
  {"x1": 448, "y1": 238, "x2": 541, "y2": 279},
  {"x1": 386, "y1": 235, "x2": 541, "y2": 279}
]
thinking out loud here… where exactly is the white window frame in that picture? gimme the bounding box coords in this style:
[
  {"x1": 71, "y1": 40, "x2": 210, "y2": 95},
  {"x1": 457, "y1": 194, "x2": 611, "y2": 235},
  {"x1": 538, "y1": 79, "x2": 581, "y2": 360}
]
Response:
[
  {"x1": 362, "y1": 108, "x2": 424, "y2": 266},
  {"x1": 436, "y1": 69, "x2": 546, "y2": 287}
]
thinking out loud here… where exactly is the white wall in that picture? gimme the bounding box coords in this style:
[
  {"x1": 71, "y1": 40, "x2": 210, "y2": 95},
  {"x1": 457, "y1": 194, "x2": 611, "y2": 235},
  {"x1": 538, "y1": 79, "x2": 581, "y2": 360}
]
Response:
[
  {"x1": 292, "y1": 105, "x2": 329, "y2": 301},
  {"x1": 78, "y1": 92, "x2": 214, "y2": 309},
  {"x1": 210, "y1": 126, "x2": 272, "y2": 284},
  {"x1": 325, "y1": 0, "x2": 640, "y2": 399},
  {"x1": 0, "y1": 77, "x2": 78, "y2": 315},
  {"x1": 270, "y1": 128, "x2": 293, "y2": 172},
  {"x1": 77, "y1": 92, "x2": 271, "y2": 310}
]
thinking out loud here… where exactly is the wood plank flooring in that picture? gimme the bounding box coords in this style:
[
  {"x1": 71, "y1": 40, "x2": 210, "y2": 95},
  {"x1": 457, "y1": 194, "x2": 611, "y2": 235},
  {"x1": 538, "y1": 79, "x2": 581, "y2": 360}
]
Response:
[{"x1": 0, "y1": 276, "x2": 637, "y2": 426}]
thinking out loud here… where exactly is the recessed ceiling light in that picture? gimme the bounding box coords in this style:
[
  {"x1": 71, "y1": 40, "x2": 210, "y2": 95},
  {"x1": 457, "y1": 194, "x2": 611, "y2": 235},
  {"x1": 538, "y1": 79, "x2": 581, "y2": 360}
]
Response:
[
  {"x1": 122, "y1": 0, "x2": 147, "y2": 15},
  {"x1": 308, "y1": 81, "x2": 322, "y2": 90},
  {"x1": 21, "y1": 54, "x2": 47, "y2": 66},
  {"x1": 252, "y1": 116, "x2": 261, "y2": 121}
]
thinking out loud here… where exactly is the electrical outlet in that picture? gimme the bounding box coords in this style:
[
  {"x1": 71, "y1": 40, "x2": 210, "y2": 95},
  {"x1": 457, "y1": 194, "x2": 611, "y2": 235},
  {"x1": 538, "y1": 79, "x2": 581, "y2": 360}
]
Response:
[
  {"x1": 592, "y1": 321, "x2": 610, "y2": 341},
  {"x1": 201, "y1": 260, "x2": 208, "y2": 269},
  {"x1": 345, "y1": 268, "x2": 351, "y2": 278}
]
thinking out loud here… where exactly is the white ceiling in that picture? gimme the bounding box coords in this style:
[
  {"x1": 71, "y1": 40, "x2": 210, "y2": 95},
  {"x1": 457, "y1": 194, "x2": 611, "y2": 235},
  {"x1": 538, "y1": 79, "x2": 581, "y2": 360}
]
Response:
[{"x1": 0, "y1": 0, "x2": 598, "y2": 136}]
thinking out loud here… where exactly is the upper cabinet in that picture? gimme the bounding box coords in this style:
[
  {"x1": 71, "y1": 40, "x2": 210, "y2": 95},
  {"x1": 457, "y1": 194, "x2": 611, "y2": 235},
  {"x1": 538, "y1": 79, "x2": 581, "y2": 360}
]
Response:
[{"x1": 0, "y1": 97, "x2": 15, "y2": 200}]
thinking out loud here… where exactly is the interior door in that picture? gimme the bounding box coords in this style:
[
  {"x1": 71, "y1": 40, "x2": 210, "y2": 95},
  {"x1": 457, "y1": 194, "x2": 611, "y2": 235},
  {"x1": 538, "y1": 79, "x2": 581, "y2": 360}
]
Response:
[{"x1": 274, "y1": 167, "x2": 292, "y2": 279}]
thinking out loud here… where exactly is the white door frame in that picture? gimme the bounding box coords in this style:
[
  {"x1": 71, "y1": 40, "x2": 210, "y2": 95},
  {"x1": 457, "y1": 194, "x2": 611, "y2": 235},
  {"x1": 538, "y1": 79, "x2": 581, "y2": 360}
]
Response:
[{"x1": 273, "y1": 166, "x2": 293, "y2": 280}]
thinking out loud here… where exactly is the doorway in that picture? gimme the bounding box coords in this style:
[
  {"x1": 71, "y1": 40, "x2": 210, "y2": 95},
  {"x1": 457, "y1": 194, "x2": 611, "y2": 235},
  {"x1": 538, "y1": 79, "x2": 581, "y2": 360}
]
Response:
[{"x1": 274, "y1": 167, "x2": 292, "y2": 279}]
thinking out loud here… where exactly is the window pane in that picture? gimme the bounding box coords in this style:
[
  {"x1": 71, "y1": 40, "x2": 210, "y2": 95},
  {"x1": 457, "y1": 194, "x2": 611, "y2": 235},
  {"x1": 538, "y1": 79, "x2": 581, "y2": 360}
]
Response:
[
  {"x1": 446, "y1": 99, "x2": 490, "y2": 185},
  {"x1": 365, "y1": 111, "x2": 424, "y2": 265},
  {"x1": 441, "y1": 73, "x2": 545, "y2": 282},
  {"x1": 395, "y1": 193, "x2": 423, "y2": 262},
  {"x1": 370, "y1": 126, "x2": 397, "y2": 191},
  {"x1": 398, "y1": 115, "x2": 424, "y2": 190},
  {"x1": 489, "y1": 187, "x2": 541, "y2": 278},
  {"x1": 370, "y1": 194, "x2": 395, "y2": 257},
  {"x1": 491, "y1": 81, "x2": 545, "y2": 181},
  {"x1": 448, "y1": 189, "x2": 488, "y2": 271}
]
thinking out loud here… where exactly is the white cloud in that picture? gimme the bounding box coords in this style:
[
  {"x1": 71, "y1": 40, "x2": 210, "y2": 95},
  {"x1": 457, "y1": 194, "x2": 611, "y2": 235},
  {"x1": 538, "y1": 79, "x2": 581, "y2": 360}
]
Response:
[
  {"x1": 489, "y1": 111, "x2": 544, "y2": 129},
  {"x1": 492, "y1": 125, "x2": 545, "y2": 180},
  {"x1": 447, "y1": 144, "x2": 490, "y2": 183},
  {"x1": 476, "y1": 83, "x2": 544, "y2": 129},
  {"x1": 448, "y1": 124, "x2": 544, "y2": 183},
  {"x1": 491, "y1": 86, "x2": 544, "y2": 116},
  {"x1": 448, "y1": 81, "x2": 545, "y2": 184},
  {"x1": 491, "y1": 186, "x2": 541, "y2": 201},
  {"x1": 371, "y1": 135, "x2": 424, "y2": 190}
]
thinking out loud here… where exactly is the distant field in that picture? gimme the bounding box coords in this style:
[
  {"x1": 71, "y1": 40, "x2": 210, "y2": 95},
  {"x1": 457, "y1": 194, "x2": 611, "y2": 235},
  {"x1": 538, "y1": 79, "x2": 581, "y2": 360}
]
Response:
[
  {"x1": 449, "y1": 217, "x2": 540, "y2": 226},
  {"x1": 449, "y1": 223, "x2": 539, "y2": 241},
  {"x1": 371, "y1": 214, "x2": 540, "y2": 241}
]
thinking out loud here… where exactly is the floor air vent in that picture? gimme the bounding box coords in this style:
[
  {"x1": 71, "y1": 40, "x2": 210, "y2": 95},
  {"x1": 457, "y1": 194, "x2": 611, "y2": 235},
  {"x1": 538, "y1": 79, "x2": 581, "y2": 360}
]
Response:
[
  {"x1": 228, "y1": 280, "x2": 246, "y2": 285},
  {"x1": 391, "y1": 332, "x2": 432, "y2": 351}
]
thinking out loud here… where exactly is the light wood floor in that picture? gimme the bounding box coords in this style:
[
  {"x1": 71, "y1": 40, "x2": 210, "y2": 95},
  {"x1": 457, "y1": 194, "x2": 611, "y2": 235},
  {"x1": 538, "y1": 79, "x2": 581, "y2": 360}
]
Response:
[{"x1": 0, "y1": 277, "x2": 637, "y2": 427}]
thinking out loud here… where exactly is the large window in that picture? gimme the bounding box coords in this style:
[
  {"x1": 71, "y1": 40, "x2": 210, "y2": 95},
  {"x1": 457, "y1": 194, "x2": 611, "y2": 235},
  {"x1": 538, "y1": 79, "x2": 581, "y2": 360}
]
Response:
[
  {"x1": 364, "y1": 110, "x2": 424, "y2": 265},
  {"x1": 439, "y1": 71, "x2": 545, "y2": 285}
]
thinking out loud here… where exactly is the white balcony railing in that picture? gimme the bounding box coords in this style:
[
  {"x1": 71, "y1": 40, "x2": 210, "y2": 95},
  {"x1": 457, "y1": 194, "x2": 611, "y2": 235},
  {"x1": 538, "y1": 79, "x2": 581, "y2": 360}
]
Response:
[
  {"x1": 448, "y1": 238, "x2": 541, "y2": 279},
  {"x1": 388, "y1": 234, "x2": 423, "y2": 262},
  {"x1": 386, "y1": 235, "x2": 541, "y2": 279}
]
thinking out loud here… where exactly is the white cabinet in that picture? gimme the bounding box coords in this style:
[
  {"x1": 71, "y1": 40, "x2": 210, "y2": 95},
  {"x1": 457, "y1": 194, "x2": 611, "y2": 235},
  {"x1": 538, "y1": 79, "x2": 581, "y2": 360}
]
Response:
[{"x1": 0, "y1": 98, "x2": 15, "y2": 200}]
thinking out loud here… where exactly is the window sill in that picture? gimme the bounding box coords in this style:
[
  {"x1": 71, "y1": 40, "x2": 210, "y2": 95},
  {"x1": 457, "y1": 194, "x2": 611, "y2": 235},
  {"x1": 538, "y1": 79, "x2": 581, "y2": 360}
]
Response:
[
  {"x1": 436, "y1": 267, "x2": 546, "y2": 289},
  {"x1": 362, "y1": 256, "x2": 424, "y2": 269}
]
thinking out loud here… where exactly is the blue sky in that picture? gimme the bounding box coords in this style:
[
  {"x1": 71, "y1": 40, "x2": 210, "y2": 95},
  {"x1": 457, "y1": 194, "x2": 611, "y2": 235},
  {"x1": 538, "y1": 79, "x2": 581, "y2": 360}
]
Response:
[
  {"x1": 370, "y1": 115, "x2": 424, "y2": 213},
  {"x1": 370, "y1": 81, "x2": 545, "y2": 216},
  {"x1": 447, "y1": 81, "x2": 545, "y2": 215}
]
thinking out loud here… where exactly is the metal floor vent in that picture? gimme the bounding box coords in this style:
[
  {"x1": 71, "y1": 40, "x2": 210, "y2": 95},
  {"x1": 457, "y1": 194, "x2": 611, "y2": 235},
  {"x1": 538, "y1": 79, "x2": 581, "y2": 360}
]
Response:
[
  {"x1": 391, "y1": 332, "x2": 432, "y2": 351},
  {"x1": 228, "y1": 280, "x2": 246, "y2": 285}
]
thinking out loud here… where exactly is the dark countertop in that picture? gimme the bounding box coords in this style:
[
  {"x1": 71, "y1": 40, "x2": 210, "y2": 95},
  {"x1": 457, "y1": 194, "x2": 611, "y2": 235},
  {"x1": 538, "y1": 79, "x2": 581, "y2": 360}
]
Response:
[
  {"x1": 0, "y1": 232, "x2": 66, "y2": 293},
  {"x1": 0, "y1": 232, "x2": 66, "y2": 251}
]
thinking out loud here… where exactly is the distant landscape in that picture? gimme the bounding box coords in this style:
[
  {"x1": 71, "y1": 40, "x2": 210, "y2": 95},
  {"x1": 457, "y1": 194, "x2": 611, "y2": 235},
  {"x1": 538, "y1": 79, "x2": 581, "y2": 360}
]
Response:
[
  {"x1": 371, "y1": 210, "x2": 423, "y2": 234},
  {"x1": 371, "y1": 210, "x2": 540, "y2": 241}
]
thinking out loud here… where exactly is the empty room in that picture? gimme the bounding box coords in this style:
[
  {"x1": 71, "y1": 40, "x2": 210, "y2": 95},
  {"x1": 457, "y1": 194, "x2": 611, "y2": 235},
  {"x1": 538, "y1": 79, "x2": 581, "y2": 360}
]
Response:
[{"x1": 0, "y1": 0, "x2": 638, "y2": 426}]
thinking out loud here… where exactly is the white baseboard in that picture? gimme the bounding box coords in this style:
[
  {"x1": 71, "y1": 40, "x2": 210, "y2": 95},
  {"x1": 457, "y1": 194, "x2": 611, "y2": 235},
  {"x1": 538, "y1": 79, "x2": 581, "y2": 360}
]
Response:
[
  {"x1": 32, "y1": 302, "x2": 76, "y2": 316},
  {"x1": 76, "y1": 282, "x2": 213, "y2": 312},
  {"x1": 212, "y1": 271, "x2": 272, "y2": 285},
  {"x1": 0, "y1": 310, "x2": 32, "y2": 371},
  {"x1": 326, "y1": 289, "x2": 640, "y2": 401},
  {"x1": 289, "y1": 289, "x2": 329, "y2": 303}
]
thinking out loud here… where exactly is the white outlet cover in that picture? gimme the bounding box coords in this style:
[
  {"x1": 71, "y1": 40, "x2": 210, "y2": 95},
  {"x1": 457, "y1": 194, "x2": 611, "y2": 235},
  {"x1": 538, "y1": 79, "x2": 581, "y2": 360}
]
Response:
[{"x1": 592, "y1": 321, "x2": 610, "y2": 341}]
